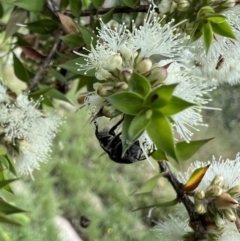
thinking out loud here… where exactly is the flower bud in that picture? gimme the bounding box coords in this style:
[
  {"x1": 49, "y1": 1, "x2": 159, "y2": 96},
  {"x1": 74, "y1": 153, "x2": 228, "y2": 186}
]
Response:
[
  {"x1": 122, "y1": 69, "x2": 132, "y2": 81},
  {"x1": 227, "y1": 185, "x2": 240, "y2": 197},
  {"x1": 215, "y1": 193, "x2": 238, "y2": 209},
  {"x1": 97, "y1": 85, "x2": 113, "y2": 97},
  {"x1": 114, "y1": 82, "x2": 128, "y2": 92},
  {"x1": 158, "y1": 0, "x2": 171, "y2": 14},
  {"x1": 120, "y1": 45, "x2": 132, "y2": 61},
  {"x1": 148, "y1": 67, "x2": 167, "y2": 83},
  {"x1": 177, "y1": 0, "x2": 190, "y2": 11},
  {"x1": 105, "y1": 54, "x2": 123, "y2": 71},
  {"x1": 221, "y1": 0, "x2": 236, "y2": 8},
  {"x1": 102, "y1": 105, "x2": 119, "y2": 118},
  {"x1": 214, "y1": 213, "x2": 226, "y2": 226},
  {"x1": 223, "y1": 208, "x2": 236, "y2": 222},
  {"x1": 96, "y1": 68, "x2": 112, "y2": 80},
  {"x1": 210, "y1": 175, "x2": 224, "y2": 187},
  {"x1": 195, "y1": 190, "x2": 205, "y2": 200},
  {"x1": 205, "y1": 185, "x2": 223, "y2": 197},
  {"x1": 136, "y1": 58, "x2": 152, "y2": 73},
  {"x1": 194, "y1": 199, "x2": 206, "y2": 214}
]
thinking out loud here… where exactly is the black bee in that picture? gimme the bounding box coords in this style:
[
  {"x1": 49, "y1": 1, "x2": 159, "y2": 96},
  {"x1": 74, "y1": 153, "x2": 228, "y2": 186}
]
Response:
[{"x1": 94, "y1": 118, "x2": 145, "y2": 164}]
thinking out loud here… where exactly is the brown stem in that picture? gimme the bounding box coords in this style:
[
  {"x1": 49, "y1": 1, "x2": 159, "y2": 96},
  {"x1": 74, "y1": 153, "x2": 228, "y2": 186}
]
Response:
[
  {"x1": 25, "y1": 30, "x2": 62, "y2": 92},
  {"x1": 64, "y1": 5, "x2": 157, "y2": 17},
  {"x1": 158, "y1": 161, "x2": 206, "y2": 240}
]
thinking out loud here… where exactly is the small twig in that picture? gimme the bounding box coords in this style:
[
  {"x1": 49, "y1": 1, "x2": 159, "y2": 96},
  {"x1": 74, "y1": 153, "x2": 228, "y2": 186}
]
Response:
[
  {"x1": 26, "y1": 30, "x2": 62, "y2": 92},
  {"x1": 64, "y1": 5, "x2": 157, "y2": 17},
  {"x1": 158, "y1": 161, "x2": 206, "y2": 240}
]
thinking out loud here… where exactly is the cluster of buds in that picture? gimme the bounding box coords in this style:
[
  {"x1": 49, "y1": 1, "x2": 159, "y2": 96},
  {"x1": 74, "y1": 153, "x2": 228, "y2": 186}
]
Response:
[{"x1": 194, "y1": 175, "x2": 240, "y2": 226}]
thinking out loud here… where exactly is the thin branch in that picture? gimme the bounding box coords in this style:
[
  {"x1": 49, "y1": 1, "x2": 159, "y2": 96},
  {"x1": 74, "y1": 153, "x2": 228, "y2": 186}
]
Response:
[
  {"x1": 158, "y1": 161, "x2": 206, "y2": 240},
  {"x1": 64, "y1": 5, "x2": 157, "y2": 17},
  {"x1": 26, "y1": 30, "x2": 62, "y2": 92}
]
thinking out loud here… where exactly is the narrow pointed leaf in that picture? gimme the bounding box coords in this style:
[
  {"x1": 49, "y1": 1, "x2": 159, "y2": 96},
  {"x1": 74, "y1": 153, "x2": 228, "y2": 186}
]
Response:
[
  {"x1": 133, "y1": 198, "x2": 178, "y2": 211},
  {"x1": 144, "y1": 84, "x2": 177, "y2": 109},
  {"x1": 128, "y1": 110, "x2": 152, "y2": 144},
  {"x1": 203, "y1": 21, "x2": 213, "y2": 52},
  {"x1": 106, "y1": 92, "x2": 143, "y2": 115},
  {"x1": 61, "y1": 34, "x2": 82, "y2": 48},
  {"x1": 182, "y1": 165, "x2": 210, "y2": 192},
  {"x1": 46, "y1": 89, "x2": 72, "y2": 104},
  {"x1": 208, "y1": 15, "x2": 226, "y2": 23},
  {"x1": 69, "y1": 0, "x2": 81, "y2": 17},
  {"x1": 27, "y1": 19, "x2": 59, "y2": 34},
  {"x1": 128, "y1": 72, "x2": 151, "y2": 98},
  {"x1": 92, "y1": 0, "x2": 104, "y2": 8},
  {"x1": 147, "y1": 111, "x2": 177, "y2": 160},
  {"x1": 211, "y1": 21, "x2": 236, "y2": 40},
  {"x1": 131, "y1": 173, "x2": 164, "y2": 195},
  {"x1": 190, "y1": 21, "x2": 203, "y2": 43},
  {"x1": 5, "y1": 155, "x2": 17, "y2": 176},
  {"x1": 0, "y1": 200, "x2": 26, "y2": 215},
  {"x1": 58, "y1": 13, "x2": 79, "y2": 34},
  {"x1": 159, "y1": 96, "x2": 195, "y2": 116},
  {"x1": 101, "y1": 8, "x2": 115, "y2": 23},
  {"x1": 13, "y1": 52, "x2": 31, "y2": 83},
  {"x1": 176, "y1": 138, "x2": 214, "y2": 162},
  {"x1": 0, "y1": 179, "x2": 18, "y2": 190},
  {"x1": 10, "y1": 0, "x2": 45, "y2": 12},
  {"x1": 121, "y1": 114, "x2": 134, "y2": 155},
  {"x1": 4, "y1": 9, "x2": 27, "y2": 41},
  {"x1": 79, "y1": 25, "x2": 97, "y2": 49},
  {"x1": 0, "y1": 212, "x2": 20, "y2": 226},
  {"x1": 151, "y1": 149, "x2": 167, "y2": 161},
  {"x1": 122, "y1": 0, "x2": 139, "y2": 8},
  {"x1": 59, "y1": 57, "x2": 95, "y2": 76}
]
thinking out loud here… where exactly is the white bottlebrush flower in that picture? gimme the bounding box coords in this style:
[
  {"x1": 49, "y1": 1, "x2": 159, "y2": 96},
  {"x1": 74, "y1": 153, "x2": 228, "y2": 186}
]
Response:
[
  {"x1": 75, "y1": 6, "x2": 190, "y2": 80},
  {"x1": 0, "y1": 95, "x2": 62, "y2": 176},
  {"x1": 178, "y1": 153, "x2": 240, "y2": 191},
  {"x1": 191, "y1": 5, "x2": 240, "y2": 85},
  {"x1": 154, "y1": 215, "x2": 192, "y2": 241},
  {"x1": 162, "y1": 62, "x2": 215, "y2": 142}
]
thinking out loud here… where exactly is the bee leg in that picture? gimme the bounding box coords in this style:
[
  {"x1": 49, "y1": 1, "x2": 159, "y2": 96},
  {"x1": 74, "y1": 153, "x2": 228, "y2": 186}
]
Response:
[{"x1": 109, "y1": 117, "x2": 124, "y2": 135}]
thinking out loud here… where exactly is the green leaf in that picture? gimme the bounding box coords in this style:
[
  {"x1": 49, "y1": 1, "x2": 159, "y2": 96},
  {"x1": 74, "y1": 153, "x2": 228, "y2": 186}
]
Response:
[
  {"x1": 69, "y1": 0, "x2": 81, "y2": 17},
  {"x1": 133, "y1": 198, "x2": 178, "y2": 211},
  {"x1": 106, "y1": 92, "x2": 143, "y2": 115},
  {"x1": 76, "y1": 76, "x2": 98, "y2": 92},
  {"x1": 144, "y1": 84, "x2": 178, "y2": 109},
  {"x1": 79, "y1": 25, "x2": 97, "y2": 50},
  {"x1": 92, "y1": 0, "x2": 104, "y2": 8},
  {"x1": 49, "y1": 67, "x2": 66, "y2": 82},
  {"x1": 147, "y1": 111, "x2": 177, "y2": 160},
  {"x1": 0, "y1": 2, "x2": 3, "y2": 19},
  {"x1": 121, "y1": 0, "x2": 139, "y2": 8},
  {"x1": 128, "y1": 110, "x2": 152, "y2": 144},
  {"x1": 61, "y1": 34, "x2": 82, "y2": 48},
  {"x1": 128, "y1": 72, "x2": 151, "y2": 98},
  {"x1": 0, "y1": 200, "x2": 26, "y2": 215},
  {"x1": 0, "y1": 179, "x2": 18, "y2": 190},
  {"x1": 5, "y1": 155, "x2": 17, "y2": 176},
  {"x1": 101, "y1": 8, "x2": 115, "y2": 23},
  {"x1": 182, "y1": 165, "x2": 210, "y2": 192},
  {"x1": 208, "y1": 15, "x2": 226, "y2": 24},
  {"x1": 46, "y1": 89, "x2": 72, "y2": 104},
  {"x1": 0, "y1": 212, "x2": 20, "y2": 226},
  {"x1": 159, "y1": 96, "x2": 195, "y2": 116},
  {"x1": 190, "y1": 21, "x2": 203, "y2": 43},
  {"x1": 60, "y1": 0, "x2": 69, "y2": 10},
  {"x1": 0, "y1": 146, "x2": 7, "y2": 156},
  {"x1": 27, "y1": 19, "x2": 59, "y2": 34},
  {"x1": 29, "y1": 87, "x2": 53, "y2": 99},
  {"x1": 10, "y1": 0, "x2": 45, "y2": 12},
  {"x1": 151, "y1": 149, "x2": 167, "y2": 161},
  {"x1": 211, "y1": 20, "x2": 236, "y2": 40},
  {"x1": 59, "y1": 57, "x2": 95, "y2": 76},
  {"x1": 12, "y1": 52, "x2": 31, "y2": 83},
  {"x1": 203, "y1": 20, "x2": 213, "y2": 52},
  {"x1": 131, "y1": 173, "x2": 164, "y2": 195},
  {"x1": 176, "y1": 138, "x2": 214, "y2": 162},
  {"x1": 121, "y1": 115, "x2": 134, "y2": 155},
  {"x1": 4, "y1": 8, "x2": 27, "y2": 41}
]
